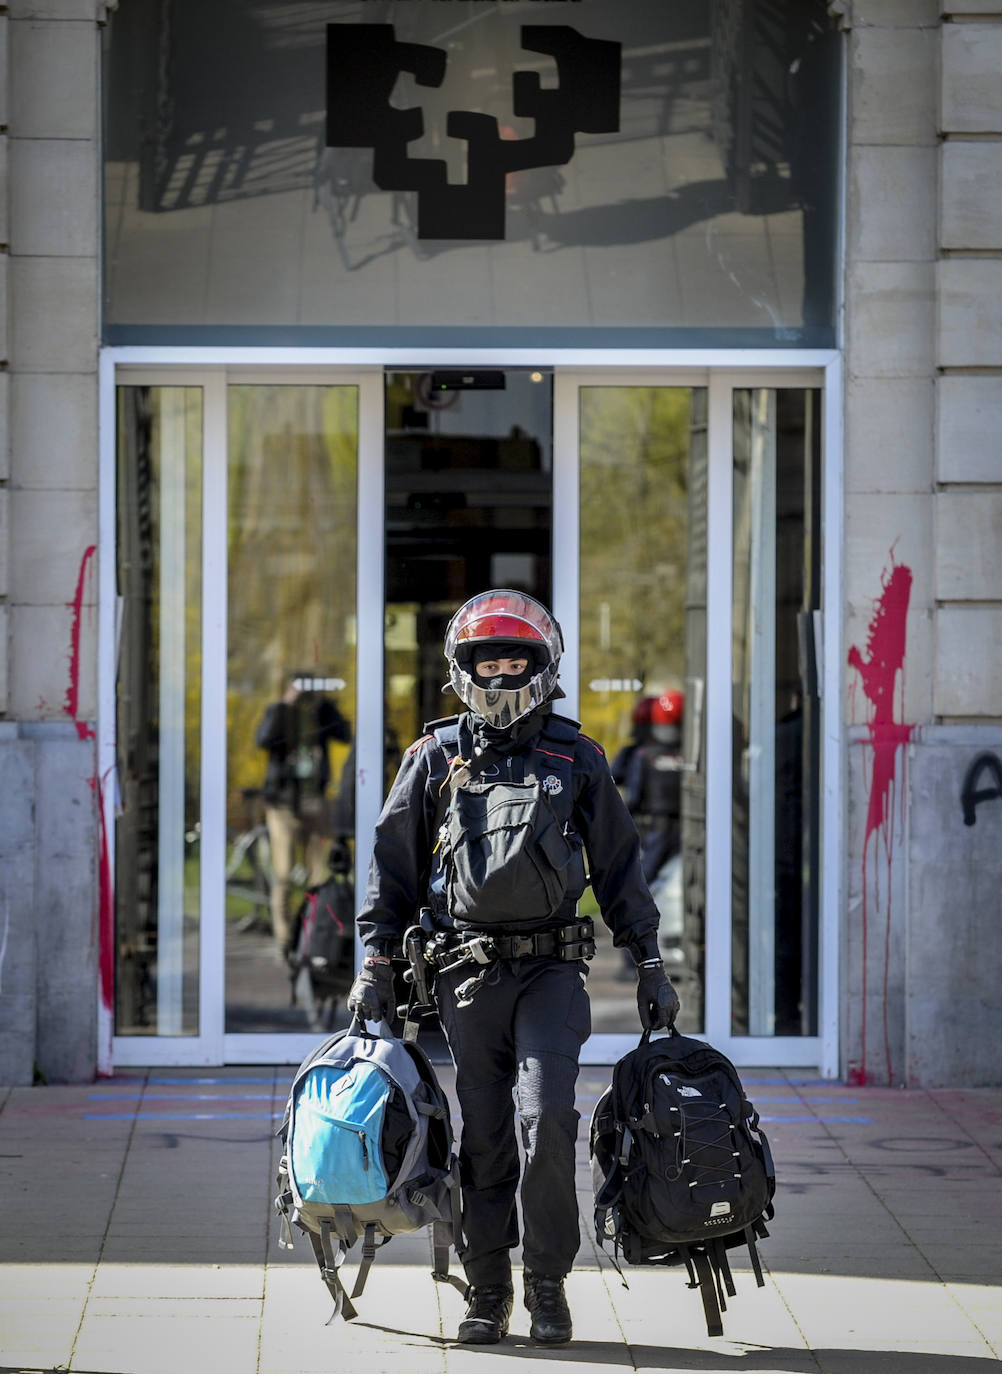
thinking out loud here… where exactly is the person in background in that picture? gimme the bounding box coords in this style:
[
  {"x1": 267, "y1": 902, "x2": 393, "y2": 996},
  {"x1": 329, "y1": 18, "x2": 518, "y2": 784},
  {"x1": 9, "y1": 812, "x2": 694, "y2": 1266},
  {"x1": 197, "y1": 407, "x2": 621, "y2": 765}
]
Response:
[{"x1": 256, "y1": 672, "x2": 351, "y2": 954}]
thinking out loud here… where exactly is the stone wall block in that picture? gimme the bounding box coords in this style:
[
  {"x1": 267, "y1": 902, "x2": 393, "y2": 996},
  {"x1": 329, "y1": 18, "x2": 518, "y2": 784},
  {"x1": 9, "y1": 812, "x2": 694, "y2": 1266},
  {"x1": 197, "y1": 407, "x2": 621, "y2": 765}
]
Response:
[
  {"x1": 11, "y1": 372, "x2": 97, "y2": 489},
  {"x1": 0, "y1": 487, "x2": 7, "y2": 597},
  {"x1": 851, "y1": 26, "x2": 938, "y2": 145},
  {"x1": 846, "y1": 262, "x2": 936, "y2": 378},
  {"x1": 0, "y1": 136, "x2": 8, "y2": 250},
  {"x1": 9, "y1": 19, "x2": 97, "y2": 140},
  {"x1": 854, "y1": 0, "x2": 940, "y2": 23},
  {"x1": 0, "y1": 740, "x2": 37, "y2": 1086},
  {"x1": 0, "y1": 19, "x2": 7, "y2": 129},
  {"x1": 848, "y1": 145, "x2": 937, "y2": 263},
  {"x1": 942, "y1": 24, "x2": 1002, "y2": 134},
  {"x1": 845, "y1": 492, "x2": 934, "y2": 612},
  {"x1": 34, "y1": 733, "x2": 97, "y2": 1082},
  {"x1": 845, "y1": 377, "x2": 935, "y2": 494},
  {"x1": 941, "y1": 141, "x2": 1002, "y2": 250},
  {"x1": 9, "y1": 257, "x2": 97, "y2": 371},
  {"x1": 938, "y1": 259, "x2": 1002, "y2": 368},
  {"x1": 907, "y1": 732, "x2": 1002, "y2": 1085},
  {"x1": 0, "y1": 605, "x2": 7, "y2": 715},
  {"x1": 10, "y1": 1, "x2": 105, "y2": 17},
  {"x1": 0, "y1": 372, "x2": 9, "y2": 484},
  {"x1": 935, "y1": 492, "x2": 1002, "y2": 600},
  {"x1": 0, "y1": 252, "x2": 8, "y2": 364},
  {"x1": 936, "y1": 375, "x2": 1002, "y2": 482},
  {"x1": 9, "y1": 137, "x2": 99, "y2": 257},
  {"x1": 934, "y1": 606, "x2": 1002, "y2": 717},
  {"x1": 9, "y1": 488, "x2": 97, "y2": 604},
  {"x1": 9, "y1": 600, "x2": 96, "y2": 723}
]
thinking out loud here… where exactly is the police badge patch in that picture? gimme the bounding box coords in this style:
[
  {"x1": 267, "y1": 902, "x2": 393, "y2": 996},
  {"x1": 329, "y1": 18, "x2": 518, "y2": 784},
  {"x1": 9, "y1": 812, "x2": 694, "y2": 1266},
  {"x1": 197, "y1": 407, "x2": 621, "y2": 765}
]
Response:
[{"x1": 542, "y1": 774, "x2": 563, "y2": 796}]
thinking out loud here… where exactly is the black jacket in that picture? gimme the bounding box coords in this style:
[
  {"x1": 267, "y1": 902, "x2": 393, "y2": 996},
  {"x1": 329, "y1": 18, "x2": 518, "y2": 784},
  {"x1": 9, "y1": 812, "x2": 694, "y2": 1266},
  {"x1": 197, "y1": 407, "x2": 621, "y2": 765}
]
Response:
[
  {"x1": 256, "y1": 696, "x2": 351, "y2": 808},
  {"x1": 357, "y1": 709, "x2": 661, "y2": 964}
]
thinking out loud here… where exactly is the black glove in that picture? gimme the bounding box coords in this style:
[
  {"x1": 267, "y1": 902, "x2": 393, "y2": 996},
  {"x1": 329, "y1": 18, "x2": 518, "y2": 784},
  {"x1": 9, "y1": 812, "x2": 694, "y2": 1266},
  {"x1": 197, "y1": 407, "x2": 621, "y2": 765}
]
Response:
[
  {"x1": 347, "y1": 956, "x2": 395, "y2": 1023},
  {"x1": 636, "y1": 958, "x2": 680, "y2": 1031}
]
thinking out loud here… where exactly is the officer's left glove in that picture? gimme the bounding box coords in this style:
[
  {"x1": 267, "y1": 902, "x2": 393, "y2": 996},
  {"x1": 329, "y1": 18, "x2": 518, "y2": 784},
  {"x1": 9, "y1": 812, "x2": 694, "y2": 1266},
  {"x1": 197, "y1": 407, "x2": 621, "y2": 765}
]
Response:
[
  {"x1": 347, "y1": 956, "x2": 395, "y2": 1024},
  {"x1": 636, "y1": 958, "x2": 680, "y2": 1031}
]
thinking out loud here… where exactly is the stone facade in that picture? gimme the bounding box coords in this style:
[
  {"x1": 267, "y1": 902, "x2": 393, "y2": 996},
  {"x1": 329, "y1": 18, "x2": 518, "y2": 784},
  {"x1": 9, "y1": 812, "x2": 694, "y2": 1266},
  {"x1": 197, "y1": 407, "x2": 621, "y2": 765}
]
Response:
[
  {"x1": 843, "y1": 1, "x2": 1002, "y2": 1086},
  {"x1": 0, "y1": 3, "x2": 101, "y2": 1085},
  {"x1": 0, "y1": 1, "x2": 999, "y2": 1084}
]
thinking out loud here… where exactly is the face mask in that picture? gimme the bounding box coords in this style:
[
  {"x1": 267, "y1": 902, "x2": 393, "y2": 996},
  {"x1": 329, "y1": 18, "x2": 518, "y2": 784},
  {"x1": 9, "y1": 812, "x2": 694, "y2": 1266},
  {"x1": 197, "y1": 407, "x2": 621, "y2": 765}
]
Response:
[{"x1": 472, "y1": 642, "x2": 534, "y2": 691}]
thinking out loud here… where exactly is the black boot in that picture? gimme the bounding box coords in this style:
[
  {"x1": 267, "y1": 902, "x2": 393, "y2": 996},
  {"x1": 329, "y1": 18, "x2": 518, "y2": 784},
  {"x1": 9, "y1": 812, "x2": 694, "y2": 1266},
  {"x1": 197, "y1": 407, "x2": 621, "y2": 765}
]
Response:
[
  {"x1": 524, "y1": 1270, "x2": 573, "y2": 1344},
  {"x1": 457, "y1": 1283, "x2": 514, "y2": 1344}
]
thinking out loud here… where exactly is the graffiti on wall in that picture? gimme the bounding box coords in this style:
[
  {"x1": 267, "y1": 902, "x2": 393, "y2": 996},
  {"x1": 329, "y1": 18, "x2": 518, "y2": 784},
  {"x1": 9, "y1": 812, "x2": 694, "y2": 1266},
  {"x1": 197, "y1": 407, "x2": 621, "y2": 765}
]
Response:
[
  {"x1": 846, "y1": 551, "x2": 914, "y2": 1086},
  {"x1": 961, "y1": 753, "x2": 1002, "y2": 826}
]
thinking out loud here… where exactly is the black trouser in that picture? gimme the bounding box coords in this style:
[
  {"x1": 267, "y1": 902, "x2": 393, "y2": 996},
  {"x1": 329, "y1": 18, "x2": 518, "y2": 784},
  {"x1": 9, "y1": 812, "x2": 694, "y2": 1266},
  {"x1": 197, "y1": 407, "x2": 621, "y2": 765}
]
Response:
[{"x1": 435, "y1": 956, "x2": 591, "y2": 1288}]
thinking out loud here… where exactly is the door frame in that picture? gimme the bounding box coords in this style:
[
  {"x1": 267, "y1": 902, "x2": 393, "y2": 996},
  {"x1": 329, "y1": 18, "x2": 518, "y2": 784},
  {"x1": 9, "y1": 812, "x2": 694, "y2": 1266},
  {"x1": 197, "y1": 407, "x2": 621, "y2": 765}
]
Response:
[{"x1": 100, "y1": 346, "x2": 842, "y2": 1076}]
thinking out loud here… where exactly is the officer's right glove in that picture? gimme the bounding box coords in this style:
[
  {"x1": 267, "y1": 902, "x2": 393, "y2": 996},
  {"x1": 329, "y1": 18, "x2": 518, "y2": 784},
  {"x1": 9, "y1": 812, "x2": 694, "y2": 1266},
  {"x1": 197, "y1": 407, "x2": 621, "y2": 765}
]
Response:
[
  {"x1": 636, "y1": 957, "x2": 681, "y2": 1031},
  {"x1": 347, "y1": 956, "x2": 395, "y2": 1023}
]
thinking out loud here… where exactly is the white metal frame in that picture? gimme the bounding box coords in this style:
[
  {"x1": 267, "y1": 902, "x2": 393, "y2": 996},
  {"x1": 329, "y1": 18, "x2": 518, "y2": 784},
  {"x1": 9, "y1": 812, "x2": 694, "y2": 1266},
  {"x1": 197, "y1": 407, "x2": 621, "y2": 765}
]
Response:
[{"x1": 100, "y1": 346, "x2": 842, "y2": 1076}]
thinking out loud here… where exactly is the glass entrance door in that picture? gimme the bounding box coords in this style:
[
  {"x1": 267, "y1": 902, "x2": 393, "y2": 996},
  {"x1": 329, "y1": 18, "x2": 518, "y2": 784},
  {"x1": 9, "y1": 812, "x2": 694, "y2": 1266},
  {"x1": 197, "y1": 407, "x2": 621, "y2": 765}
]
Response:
[
  {"x1": 555, "y1": 372, "x2": 825, "y2": 1064},
  {"x1": 110, "y1": 361, "x2": 829, "y2": 1069}
]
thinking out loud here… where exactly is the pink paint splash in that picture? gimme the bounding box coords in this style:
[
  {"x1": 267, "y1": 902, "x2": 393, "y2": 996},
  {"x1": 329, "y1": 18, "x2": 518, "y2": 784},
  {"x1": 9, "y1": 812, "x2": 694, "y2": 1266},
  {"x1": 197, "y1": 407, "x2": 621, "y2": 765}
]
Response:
[
  {"x1": 846, "y1": 554, "x2": 915, "y2": 1086},
  {"x1": 64, "y1": 545, "x2": 97, "y2": 740},
  {"x1": 95, "y1": 769, "x2": 116, "y2": 1051}
]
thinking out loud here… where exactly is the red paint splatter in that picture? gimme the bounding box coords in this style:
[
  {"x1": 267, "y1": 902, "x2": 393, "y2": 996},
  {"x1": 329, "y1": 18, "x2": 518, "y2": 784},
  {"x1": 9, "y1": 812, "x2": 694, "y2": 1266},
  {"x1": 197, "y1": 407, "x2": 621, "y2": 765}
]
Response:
[
  {"x1": 65, "y1": 545, "x2": 97, "y2": 740},
  {"x1": 847, "y1": 554, "x2": 915, "y2": 1087},
  {"x1": 95, "y1": 770, "x2": 115, "y2": 1030}
]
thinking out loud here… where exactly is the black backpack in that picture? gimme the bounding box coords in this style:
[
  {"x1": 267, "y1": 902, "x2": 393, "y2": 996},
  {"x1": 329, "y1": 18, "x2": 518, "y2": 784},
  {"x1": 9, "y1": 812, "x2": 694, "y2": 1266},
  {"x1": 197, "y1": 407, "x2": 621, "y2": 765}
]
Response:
[
  {"x1": 288, "y1": 864, "x2": 355, "y2": 1030},
  {"x1": 589, "y1": 1029, "x2": 776, "y2": 1337},
  {"x1": 431, "y1": 714, "x2": 586, "y2": 930}
]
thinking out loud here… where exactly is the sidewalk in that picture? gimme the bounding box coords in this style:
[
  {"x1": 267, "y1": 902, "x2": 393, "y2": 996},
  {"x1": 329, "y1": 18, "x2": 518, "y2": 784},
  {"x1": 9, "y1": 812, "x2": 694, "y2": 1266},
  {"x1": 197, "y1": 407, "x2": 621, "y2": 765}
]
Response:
[{"x1": 2, "y1": 1062, "x2": 1001, "y2": 1373}]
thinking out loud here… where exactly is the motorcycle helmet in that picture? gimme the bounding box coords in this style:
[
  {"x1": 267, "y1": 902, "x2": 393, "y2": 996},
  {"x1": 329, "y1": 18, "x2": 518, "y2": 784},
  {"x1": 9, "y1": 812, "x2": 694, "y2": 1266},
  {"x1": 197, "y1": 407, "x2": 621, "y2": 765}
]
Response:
[
  {"x1": 444, "y1": 589, "x2": 563, "y2": 728},
  {"x1": 650, "y1": 689, "x2": 684, "y2": 747}
]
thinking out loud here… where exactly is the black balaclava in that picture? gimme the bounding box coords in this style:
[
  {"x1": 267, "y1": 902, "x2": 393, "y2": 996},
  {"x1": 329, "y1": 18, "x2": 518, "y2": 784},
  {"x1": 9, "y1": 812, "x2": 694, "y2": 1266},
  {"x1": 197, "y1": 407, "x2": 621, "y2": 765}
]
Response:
[{"x1": 470, "y1": 640, "x2": 538, "y2": 692}]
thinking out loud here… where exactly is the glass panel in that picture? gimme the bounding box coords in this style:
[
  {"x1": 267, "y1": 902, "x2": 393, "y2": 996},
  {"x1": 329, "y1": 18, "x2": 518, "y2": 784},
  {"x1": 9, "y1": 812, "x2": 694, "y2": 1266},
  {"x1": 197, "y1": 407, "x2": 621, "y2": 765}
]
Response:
[
  {"x1": 226, "y1": 385, "x2": 358, "y2": 1034},
  {"x1": 384, "y1": 370, "x2": 553, "y2": 754},
  {"x1": 115, "y1": 386, "x2": 203, "y2": 1036},
  {"x1": 578, "y1": 386, "x2": 707, "y2": 1033},
  {"x1": 731, "y1": 388, "x2": 821, "y2": 1036},
  {"x1": 103, "y1": 0, "x2": 840, "y2": 345}
]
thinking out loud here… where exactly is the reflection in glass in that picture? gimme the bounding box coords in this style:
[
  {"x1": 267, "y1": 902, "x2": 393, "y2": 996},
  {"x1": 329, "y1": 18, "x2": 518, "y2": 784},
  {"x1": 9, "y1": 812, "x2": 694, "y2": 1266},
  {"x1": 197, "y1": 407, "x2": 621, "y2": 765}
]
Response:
[
  {"x1": 383, "y1": 370, "x2": 553, "y2": 756},
  {"x1": 578, "y1": 387, "x2": 707, "y2": 1033},
  {"x1": 226, "y1": 386, "x2": 358, "y2": 1034},
  {"x1": 115, "y1": 387, "x2": 203, "y2": 1036},
  {"x1": 732, "y1": 389, "x2": 821, "y2": 1036},
  {"x1": 103, "y1": 0, "x2": 840, "y2": 343}
]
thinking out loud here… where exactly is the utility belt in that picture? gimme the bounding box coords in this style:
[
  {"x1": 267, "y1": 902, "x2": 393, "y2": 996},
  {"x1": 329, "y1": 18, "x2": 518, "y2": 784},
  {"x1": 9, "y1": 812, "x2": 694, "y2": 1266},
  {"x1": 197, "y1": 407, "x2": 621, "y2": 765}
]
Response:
[{"x1": 401, "y1": 916, "x2": 596, "y2": 1016}]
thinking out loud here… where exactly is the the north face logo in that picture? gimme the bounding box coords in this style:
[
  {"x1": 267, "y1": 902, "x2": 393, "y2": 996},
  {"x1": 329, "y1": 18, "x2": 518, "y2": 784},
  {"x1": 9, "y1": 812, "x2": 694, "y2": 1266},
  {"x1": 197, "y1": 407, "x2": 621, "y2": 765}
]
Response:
[{"x1": 325, "y1": 23, "x2": 621, "y2": 240}]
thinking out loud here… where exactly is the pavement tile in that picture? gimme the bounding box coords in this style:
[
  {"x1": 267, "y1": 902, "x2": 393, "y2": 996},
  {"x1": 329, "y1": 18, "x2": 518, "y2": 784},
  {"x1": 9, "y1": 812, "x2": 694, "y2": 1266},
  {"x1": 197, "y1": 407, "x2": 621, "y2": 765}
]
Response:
[
  {"x1": 72, "y1": 1310, "x2": 262, "y2": 1374},
  {"x1": 0, "y1": 1296, "x2": 84, "y2": 1368},
  {"x1": 89, "y1": 1261, "x2": 265, "y2": 1299}
]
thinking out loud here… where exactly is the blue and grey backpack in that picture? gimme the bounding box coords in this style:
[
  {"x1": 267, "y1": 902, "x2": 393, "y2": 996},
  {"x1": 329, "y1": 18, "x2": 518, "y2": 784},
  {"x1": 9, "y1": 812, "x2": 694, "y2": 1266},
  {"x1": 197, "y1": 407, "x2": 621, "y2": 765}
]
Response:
[{"x1": 275, "y1": 1017, "x2": 468, "y2": 1320}]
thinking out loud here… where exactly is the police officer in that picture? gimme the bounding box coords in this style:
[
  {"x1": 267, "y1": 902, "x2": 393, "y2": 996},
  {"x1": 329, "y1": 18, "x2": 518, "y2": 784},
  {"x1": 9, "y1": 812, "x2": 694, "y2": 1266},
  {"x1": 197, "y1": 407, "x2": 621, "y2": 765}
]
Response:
[{"x1": 347, "y1": 590, "x2": 680, "y2": 1346}]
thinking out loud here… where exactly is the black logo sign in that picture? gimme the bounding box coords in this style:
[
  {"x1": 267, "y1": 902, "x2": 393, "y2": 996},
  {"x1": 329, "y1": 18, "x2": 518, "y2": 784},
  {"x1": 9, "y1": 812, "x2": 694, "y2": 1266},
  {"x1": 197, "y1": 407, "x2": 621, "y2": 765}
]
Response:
[{"x1": 325, "y1": 23, "x2": 621, "y2": 240}]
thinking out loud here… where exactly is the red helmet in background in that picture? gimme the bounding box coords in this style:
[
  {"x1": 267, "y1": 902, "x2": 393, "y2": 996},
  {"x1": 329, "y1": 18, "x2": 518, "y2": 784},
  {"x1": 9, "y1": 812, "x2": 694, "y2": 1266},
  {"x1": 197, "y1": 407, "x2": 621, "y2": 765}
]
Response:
[
  {"x1": 651, "y1": 689, "x2": 684, "y2": 727},
  {"x1": 444, "y1": 589, "x2": 563, "y2": 728}
]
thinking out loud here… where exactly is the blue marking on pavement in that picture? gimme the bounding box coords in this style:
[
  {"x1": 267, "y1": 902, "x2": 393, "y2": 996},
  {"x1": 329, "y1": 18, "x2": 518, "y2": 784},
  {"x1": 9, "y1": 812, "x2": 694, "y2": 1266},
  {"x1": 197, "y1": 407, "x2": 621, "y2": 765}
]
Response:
[
  {"x1": 760, "y1": 1114, "x2": 873, "y2": 1124},
  {"x1": 83, "y1": 1111, "x2": 285, "y2": 1120},
  {"x1": 146, "y1": 1077, "x2": 278, "y2": 1085},
  {"x1": 90, "y1": 1092, "x2": 277, "y2": 1101},
  {"x1": 753, "y1": 1096, "x2": 861, "y2": 1104}
]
